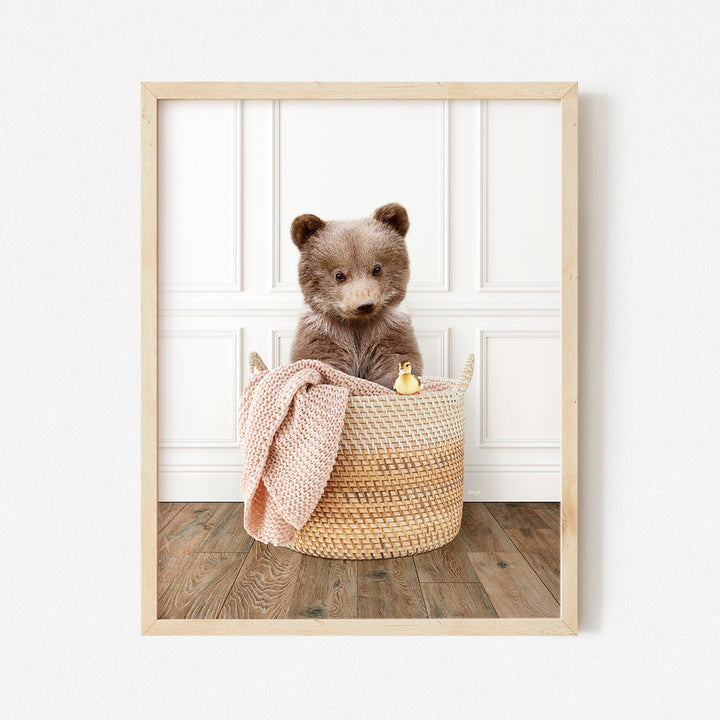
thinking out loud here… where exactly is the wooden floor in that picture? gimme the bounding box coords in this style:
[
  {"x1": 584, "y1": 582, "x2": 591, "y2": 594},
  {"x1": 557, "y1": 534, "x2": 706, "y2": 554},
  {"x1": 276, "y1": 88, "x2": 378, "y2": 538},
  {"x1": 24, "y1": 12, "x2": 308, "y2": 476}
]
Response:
[{"x1": 157, "y1": 502, "x2": 560, "y2": 620}]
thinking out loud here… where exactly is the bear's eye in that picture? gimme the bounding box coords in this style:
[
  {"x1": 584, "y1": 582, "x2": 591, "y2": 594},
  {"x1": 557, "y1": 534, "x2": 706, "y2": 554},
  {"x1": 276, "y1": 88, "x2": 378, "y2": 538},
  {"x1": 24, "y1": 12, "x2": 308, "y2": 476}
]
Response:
[
  {"x1": 335, "y1": 272, "x2": 346, "y2": 282},
  {"x1": 373, "y1": 265, "x2": 382, "y2": 276}
]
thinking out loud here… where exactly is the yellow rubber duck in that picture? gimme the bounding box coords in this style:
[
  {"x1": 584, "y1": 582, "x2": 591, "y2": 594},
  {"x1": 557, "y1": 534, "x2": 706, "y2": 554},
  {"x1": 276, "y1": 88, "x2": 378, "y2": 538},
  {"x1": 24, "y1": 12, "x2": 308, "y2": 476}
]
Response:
[{"x1": 393, "y1": 362, "x2": 421, "y2": 395}]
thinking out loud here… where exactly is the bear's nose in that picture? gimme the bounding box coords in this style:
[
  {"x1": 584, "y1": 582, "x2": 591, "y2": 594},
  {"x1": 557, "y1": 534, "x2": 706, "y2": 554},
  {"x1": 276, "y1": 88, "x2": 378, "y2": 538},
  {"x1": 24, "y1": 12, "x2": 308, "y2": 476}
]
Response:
[{"x1": 356, "y1": 300, "x2": 375, "y2": 314}]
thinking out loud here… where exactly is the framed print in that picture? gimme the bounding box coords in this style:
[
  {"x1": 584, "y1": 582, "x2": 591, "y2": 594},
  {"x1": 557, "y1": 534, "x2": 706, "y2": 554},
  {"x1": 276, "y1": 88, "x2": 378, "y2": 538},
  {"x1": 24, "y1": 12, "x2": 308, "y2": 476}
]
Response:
[{"x1": 141, "y1": 82, "x2": 578, "y2": 635}]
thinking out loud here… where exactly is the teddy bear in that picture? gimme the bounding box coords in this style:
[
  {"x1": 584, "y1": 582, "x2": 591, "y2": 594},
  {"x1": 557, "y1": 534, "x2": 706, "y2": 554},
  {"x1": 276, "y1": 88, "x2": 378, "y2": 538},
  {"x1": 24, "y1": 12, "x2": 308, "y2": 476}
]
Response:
[{"x1": 289, "y1": 202, "x2": 423, "y2": 389}]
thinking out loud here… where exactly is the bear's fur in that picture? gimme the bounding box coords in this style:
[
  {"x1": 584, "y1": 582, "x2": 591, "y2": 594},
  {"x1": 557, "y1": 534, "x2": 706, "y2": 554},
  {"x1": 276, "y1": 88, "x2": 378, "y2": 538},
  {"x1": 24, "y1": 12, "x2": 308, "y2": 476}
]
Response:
[{"x1": 289, "y1": 203, "x2": 423, "y2": 389}]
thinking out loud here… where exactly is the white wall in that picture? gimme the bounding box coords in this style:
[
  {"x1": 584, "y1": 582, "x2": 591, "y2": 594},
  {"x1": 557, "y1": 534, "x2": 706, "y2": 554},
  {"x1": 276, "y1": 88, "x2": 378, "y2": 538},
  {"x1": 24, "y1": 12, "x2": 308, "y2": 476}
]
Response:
[
  {"x1": 158, "y1": 99, "x2": 562, "y2": 502},
  {"x1": 1, "y1": 1, "x2": 719, "y2": 718}
]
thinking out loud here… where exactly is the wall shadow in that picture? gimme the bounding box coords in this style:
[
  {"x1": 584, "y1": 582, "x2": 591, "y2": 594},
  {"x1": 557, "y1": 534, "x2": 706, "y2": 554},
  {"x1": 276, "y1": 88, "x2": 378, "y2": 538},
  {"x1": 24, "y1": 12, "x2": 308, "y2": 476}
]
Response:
[{"x1": 577, "y1": 92, "x2": 612, "y2": 632}]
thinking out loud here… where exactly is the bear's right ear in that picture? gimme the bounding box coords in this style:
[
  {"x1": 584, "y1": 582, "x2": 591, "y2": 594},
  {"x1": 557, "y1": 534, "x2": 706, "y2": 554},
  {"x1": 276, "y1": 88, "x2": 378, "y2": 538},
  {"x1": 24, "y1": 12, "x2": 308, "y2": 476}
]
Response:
[
  {"x1": 291, "y1": 214, "x2": 326, "y2": 249},
  {"x1": 373, "y1": 203, "x2": 410, "y2": 238}
]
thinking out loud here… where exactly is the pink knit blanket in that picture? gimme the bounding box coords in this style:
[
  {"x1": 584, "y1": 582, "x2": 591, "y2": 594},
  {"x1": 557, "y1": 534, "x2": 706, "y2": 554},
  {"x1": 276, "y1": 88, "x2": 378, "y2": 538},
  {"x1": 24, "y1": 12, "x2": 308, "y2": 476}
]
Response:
[{"x1": 238, "y1": 359, "x2": 392, "y2": 546}]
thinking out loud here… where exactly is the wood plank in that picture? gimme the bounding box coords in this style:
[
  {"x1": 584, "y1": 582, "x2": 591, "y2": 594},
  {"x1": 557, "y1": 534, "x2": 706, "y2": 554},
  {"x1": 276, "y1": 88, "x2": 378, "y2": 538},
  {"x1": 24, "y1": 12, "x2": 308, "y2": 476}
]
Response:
[
  {"x1": 148, "y1": 617, "x2": 575, "y2": 637},
  {"x1": 467, "y1": 552, "x2": 559, "y2": 618},
  {"x1": 196, "y1": 503, "x2": 254, "y2": 553},
  {"x1": 421, "y1": 583, "x2": 497, "y2": 619},
  {"x1": 413, "y1": 530, "x2": 479, "y2": 583},
  {"x1": 157, "y1": 502, "x2": 186, "y2": 532},
  {"x1": 527, "y1": 502, "x2": 560, "y2": 536},
  {"x1": 158, "y1": 553, "x2": 246, "y2": 619},
  {"x1": 357, "y1": 558, "x2": 427, "y2": 619},
  {"x1": 157, "y1": 503, "x2": 233, "y2": 586},
  {"x1": 219, "y1": 542, "x2": 302, "y2": 619},
  {"x1": 561, "y1": 82, "x2": 579, "y2": 634},
  {"x1": 505, "y1": 527, "x2": 560, "y2": 565},
  {"x1": 154, "y1": 506, "x2": 564, "y2": 622},
  {"x1": 140, "y1": 83, "x2": 158, "y2": 634},
  {"x1": 458, "y1": 503, "x2": 519, "y2": 552},
  {"x1": 287, "y1": 557, "x2": 357, "y2": 619},
  {"x1": 505, "y1": 528, "x2": 561, "y2": 602},
  {"x1": 483, "y1": 502, "x2": 550, "y2": 531},
  {"x1": 143, "y1": 81, "x2": 576, "y2": 101}
]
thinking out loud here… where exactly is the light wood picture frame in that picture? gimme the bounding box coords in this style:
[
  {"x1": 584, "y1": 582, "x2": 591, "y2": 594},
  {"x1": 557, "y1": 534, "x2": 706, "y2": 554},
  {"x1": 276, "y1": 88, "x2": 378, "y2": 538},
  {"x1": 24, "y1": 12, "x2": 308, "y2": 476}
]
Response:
[{"x1": 141, "y1": 82, "x2": 578, "y2": 636}]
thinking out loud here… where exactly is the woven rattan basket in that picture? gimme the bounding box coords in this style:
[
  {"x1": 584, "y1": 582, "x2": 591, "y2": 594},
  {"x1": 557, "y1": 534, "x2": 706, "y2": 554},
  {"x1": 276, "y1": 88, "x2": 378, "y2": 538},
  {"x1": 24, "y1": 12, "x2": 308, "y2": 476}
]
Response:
[{"x1": 248, "y1": 352, "x2": 474, "y2": 560}]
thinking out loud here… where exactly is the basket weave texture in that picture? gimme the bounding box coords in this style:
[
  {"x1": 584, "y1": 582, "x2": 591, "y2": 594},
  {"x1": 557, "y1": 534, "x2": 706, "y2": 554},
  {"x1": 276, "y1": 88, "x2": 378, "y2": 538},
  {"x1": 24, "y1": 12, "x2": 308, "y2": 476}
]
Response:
[{"x1": 248, "y1": 353, "x2": 474, "y2": 560}]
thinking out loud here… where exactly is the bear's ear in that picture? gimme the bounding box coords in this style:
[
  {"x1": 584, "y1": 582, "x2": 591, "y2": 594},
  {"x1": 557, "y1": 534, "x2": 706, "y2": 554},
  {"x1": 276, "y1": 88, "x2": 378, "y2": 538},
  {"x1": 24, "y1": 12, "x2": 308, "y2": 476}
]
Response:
[
  {"x1": 291, "y1": 214, "x2": 326, "y2": 249},
  {"x1": 373, "y1": 203, "x2": 410, "y2": 238}
]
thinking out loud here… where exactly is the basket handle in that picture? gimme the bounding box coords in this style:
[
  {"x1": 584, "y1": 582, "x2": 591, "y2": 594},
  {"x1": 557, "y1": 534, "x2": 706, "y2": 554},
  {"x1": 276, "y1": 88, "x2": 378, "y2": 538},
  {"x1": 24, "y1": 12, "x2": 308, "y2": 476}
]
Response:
[
  {"x1": 454, "y1": 354, "x2": 475, "y2": 396},
  {"x1": 248, "y1": 351, "x2": 268, "y2": 375}
]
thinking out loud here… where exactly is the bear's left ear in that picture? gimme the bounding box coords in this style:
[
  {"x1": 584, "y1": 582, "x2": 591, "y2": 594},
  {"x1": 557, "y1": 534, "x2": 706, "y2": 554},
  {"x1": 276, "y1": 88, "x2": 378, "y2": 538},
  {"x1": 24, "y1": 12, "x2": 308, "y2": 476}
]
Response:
[
  {"x1": 291, "y1": 214, "x2": 326, "y2": 250},
  {"x1": 373, "y1": 203, "x2": 410, "y2": 238}
]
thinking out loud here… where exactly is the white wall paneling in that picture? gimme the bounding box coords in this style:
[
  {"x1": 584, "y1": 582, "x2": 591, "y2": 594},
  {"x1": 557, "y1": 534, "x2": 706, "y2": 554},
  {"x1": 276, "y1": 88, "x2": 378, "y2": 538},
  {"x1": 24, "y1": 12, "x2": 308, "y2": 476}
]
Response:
[
  {"x1": 479, "y1": 330, "x2": 561, "y2": 448},
  {"x1": 480, "y1": 100, "x2": 562, "y2": 293},
  {"x1": 270, "y1": 327, "x2": 298, "y2": 367},
  {"x1": 159, "y1": 99, "x2": 562, "y2": 502},
  {"x1": 272, "y1": 100, "x2": 449, "y2": 292},
  {"x1": 158, "y1": 329, "x2": 241, "y2": 447},
  {"x1": 158, "y1": 100, "x2": 242, "y2": 291},
  {"x1": 158, "y1": 471, "x2": 248, "y2": 504},
  {"x1": 414, "y1": 328, "x2": 450, "y2": 378}
]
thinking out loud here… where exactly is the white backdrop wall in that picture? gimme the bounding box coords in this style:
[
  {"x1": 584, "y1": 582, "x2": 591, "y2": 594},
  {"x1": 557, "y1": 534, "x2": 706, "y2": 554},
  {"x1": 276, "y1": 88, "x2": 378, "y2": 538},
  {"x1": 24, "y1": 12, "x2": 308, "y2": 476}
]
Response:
[
  {"x1": 2, "y1": 1, "x2": 719, "y2": 719},
  {"x1": 158, "y1": 99, "x2": 562, "y2": 502}
]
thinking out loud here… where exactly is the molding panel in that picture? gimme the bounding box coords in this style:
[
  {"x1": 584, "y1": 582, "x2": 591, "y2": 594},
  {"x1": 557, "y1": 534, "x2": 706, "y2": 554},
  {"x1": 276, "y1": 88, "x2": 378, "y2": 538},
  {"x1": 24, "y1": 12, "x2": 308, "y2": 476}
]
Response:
[
  {"x1": 159, "y1": 329, "x2": 241, "y2": 448},
  {"x1": 478, "y1": 330, "x2": 561, "y2": 448},
  {"x1": 415, "y1": 328, "x2": 450, "y2": 378},
  {"x1": 159, "y1": 100, "x2": 242, "y2": 292},
  {"x1": 270, "y1": 327, "x2": 297, "y2": 368},
  {"x1": 272, "y1": 100, "x2": 449, "y2": 292},
  {"x1": 480, "y1": 100, "x2": 561, "y2": 291}
]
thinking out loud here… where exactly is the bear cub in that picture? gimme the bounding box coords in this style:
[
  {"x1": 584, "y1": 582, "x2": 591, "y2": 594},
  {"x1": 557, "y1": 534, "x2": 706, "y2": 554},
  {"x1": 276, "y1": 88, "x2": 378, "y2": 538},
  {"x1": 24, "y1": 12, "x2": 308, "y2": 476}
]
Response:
[{"x1": 289, "y1": 202, "x2": 423, "y2": 389}]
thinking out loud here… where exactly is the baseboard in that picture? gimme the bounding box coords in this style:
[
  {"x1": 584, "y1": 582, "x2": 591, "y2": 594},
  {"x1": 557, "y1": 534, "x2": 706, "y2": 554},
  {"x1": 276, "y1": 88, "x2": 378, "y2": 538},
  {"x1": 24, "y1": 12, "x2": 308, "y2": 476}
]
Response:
[{"x1": 462, "y1": 469, "x2": 560, "y2": 502}]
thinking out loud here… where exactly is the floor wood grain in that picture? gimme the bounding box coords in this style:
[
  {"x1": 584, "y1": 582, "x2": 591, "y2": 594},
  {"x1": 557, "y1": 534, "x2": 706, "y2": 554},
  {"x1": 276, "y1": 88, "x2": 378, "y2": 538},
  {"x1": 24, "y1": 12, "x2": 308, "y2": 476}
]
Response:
[
  {"x1": 158, "y1": 552, "x2": 246, "y2": 620},
  {"x1": 157, "y1": 503, "x2": 231, "y2": 587},
  {"x1": 504, "y1": 527, "x2": 561, "y2": 602},
  {"x1": 457, "y1": 503, "x2": 519, "y2": 552},
  {"x1": 288, "y1": 557, "x2": 357, "y2": 619},
  {"x1": 358, "y1": 557, "x2": 427, "y2": 618},
  {"x1": 157, "y1": 502, "x2": 186, "y2": 532},
  {"x1": 484, "y1": 502, "x2": 549, "y2": 531},
  {"x1": 467, "y1": 551, "x2": 560, "y2": 618},
  {"x1": 196, "y1": 503, "x2": 254, "y2": 554},
  {"x1": 421, "y1": 582, "x2": 498, "y2": 619},
  {"x1": 413, "y1": 530, "x2": 479, "y2": 583},
  {"x1": 218, "y1": 542, "x2": 302, "y2": 619},
  {"x1": 157, "y1": 502, "x2": 560, "y2": 619},
  {"x1": 527, "y1": 502, "x2": 561, "y2": 535}
]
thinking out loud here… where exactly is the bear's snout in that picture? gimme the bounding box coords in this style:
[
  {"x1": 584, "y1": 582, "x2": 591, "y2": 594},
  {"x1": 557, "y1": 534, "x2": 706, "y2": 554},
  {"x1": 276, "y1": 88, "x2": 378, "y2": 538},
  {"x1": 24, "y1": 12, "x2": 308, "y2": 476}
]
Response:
[
  {"x1": 340, "y1": 278, "x2": 382, "y2": 318},
  {"x1": 355, "y1": 300, "x2": 375, "y2": 314}
]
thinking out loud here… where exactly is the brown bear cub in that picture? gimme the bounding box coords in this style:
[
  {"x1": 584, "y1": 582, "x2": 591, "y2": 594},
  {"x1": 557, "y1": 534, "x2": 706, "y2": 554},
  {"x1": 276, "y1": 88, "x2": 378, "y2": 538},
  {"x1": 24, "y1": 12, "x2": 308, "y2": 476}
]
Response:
[{"x1": 289, "y1": 203, "x2": 423, "y2": 389}]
